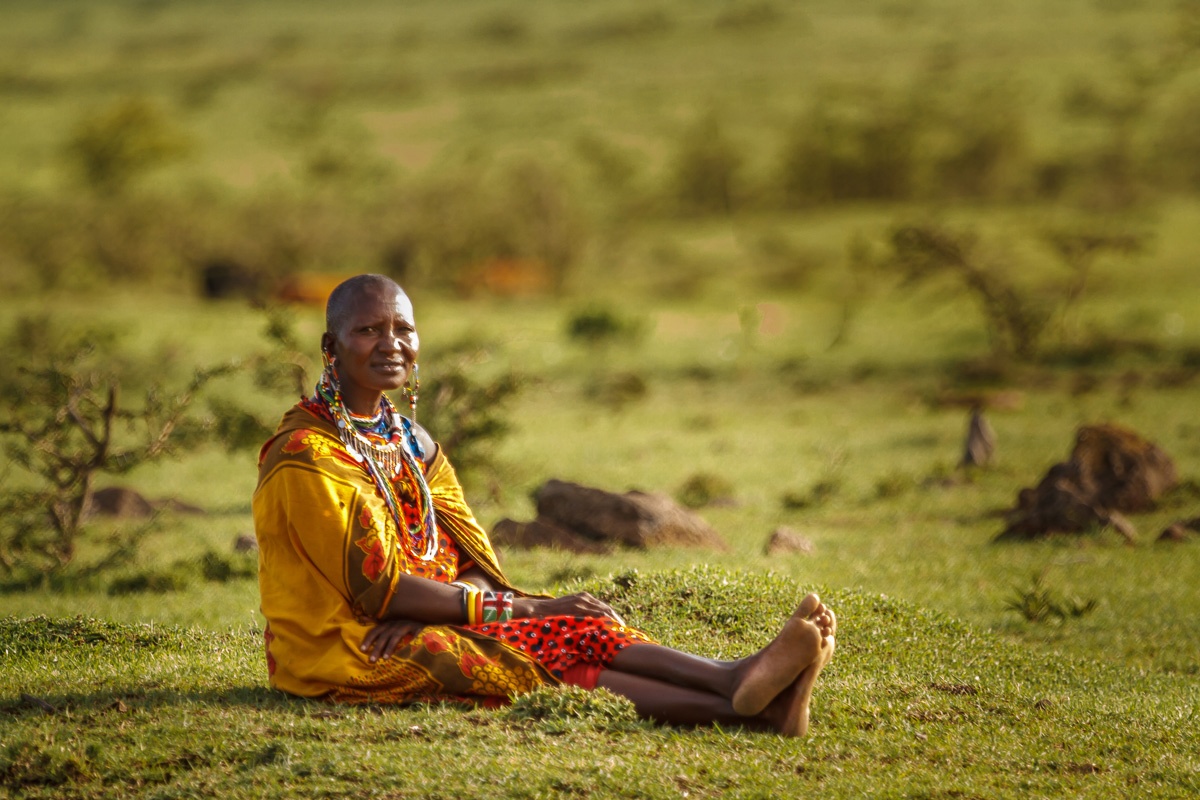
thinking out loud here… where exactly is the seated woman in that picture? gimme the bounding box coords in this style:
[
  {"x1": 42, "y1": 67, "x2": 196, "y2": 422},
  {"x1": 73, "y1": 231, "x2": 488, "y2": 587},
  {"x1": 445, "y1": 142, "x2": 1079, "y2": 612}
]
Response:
[{"x1": 253, "y1": 274, "x2": 836, "y2": 735}]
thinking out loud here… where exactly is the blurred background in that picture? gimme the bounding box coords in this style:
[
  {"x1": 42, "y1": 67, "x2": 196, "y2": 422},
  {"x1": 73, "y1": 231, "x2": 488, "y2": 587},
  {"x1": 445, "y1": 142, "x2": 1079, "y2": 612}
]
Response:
[{"x1": 3, "y1": 0, "x2": 1199, "y2": 300}]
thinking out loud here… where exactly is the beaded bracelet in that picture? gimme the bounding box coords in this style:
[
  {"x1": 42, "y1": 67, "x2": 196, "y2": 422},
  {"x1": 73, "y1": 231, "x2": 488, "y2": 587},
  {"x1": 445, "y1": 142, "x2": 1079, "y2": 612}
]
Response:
[
  {"x1": 453, "y1": 584, "x2": 514, "y2": 625},
  {"x1": 481, "y1": 591, "x2": 514, "y2": 624}
]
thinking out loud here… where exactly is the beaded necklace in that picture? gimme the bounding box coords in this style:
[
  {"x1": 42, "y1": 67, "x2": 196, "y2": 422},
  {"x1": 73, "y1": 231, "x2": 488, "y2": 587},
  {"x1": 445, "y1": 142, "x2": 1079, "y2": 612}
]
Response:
[{"x1": 311, "y1": 366, "x2": 438, "y2": 562}]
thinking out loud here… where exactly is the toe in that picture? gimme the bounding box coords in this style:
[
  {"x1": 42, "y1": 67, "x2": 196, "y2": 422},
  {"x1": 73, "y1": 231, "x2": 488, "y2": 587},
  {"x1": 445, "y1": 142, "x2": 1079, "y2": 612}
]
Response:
[{"x1": 796, "y1": 593, "x2": 821, "y2": 619}]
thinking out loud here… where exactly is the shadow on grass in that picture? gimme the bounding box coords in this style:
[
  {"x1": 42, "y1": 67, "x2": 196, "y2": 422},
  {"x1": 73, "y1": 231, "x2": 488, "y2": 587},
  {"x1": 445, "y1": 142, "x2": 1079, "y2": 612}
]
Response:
[{"x1": 0, "y1": 684, "x2": 393, "y2": 720}]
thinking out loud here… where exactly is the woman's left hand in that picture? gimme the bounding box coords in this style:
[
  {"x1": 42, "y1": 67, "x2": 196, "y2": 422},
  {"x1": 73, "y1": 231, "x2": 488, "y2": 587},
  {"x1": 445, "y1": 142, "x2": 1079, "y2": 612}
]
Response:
[{"x1": 359, "y1": 619, "x2": 423, "y2": 663}]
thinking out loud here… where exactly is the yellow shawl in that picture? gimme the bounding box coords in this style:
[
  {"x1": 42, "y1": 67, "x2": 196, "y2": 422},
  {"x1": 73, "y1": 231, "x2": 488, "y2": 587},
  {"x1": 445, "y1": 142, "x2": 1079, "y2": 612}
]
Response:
[{"x1": 253, "y1": 404, "x2": 555, "y2": 703}]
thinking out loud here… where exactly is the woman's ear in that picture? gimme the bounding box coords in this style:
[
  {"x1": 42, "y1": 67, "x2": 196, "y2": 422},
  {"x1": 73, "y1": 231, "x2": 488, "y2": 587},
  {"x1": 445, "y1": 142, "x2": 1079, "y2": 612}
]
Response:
[{"x1": 320, "y1": 332, "x2": 335, "y2": 356}]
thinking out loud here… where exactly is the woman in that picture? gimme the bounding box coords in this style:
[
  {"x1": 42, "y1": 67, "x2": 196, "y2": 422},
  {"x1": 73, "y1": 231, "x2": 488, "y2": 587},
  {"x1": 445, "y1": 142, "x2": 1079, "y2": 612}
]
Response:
[{"x1": 253, "y1": 274, "x2": 836, "y2": 735}]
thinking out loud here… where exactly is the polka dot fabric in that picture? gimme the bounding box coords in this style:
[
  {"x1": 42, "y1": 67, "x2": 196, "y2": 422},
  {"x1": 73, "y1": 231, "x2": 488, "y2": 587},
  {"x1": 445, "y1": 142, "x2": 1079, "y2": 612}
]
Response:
[{"x1": 468, "y1": 615, "x2": 654, "y2": 679}]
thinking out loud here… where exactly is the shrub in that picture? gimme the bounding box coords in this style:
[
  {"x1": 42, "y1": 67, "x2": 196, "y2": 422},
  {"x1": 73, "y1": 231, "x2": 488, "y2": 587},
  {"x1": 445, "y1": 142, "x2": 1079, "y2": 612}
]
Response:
[
  {"x1": 778, "y1": 87, "x2": 919, "y2": 206},
  {"x1": 1005, "y1": 572, "x2": 1098, "y2": 623},
  {"x1": 565, "y1": 305, "x2": 644, "y2": 346},
  {"x1": 886, "y1": 224, "x2": 1052, "y2": 361},
  {"x1": 781, "y1": 478, "x2": 841, "y2": 510},
  {"x1": 928, "y1": 83, "x2": 1032, "y2": 200},
  {"x1": 0, "y1": 317, "x2": 236, "y2": 578},
  {"x1": 565, "y1": 9, "x2": 674, "y2": 43},
  {"x1": 198, "y1": 550, "x2": 257, "y2": 582},
  {"x1": 669, "y1": 111, "x2": 744, "y2": 216},
  {"x1": 676, "y1": 472, "x2": 735, "y2": 509},
  {"x1": 584, "y1": 370, "x2": 649, "y2": 409},
  {"x1": 63, "y1": 96, "x2": 190, "y2": 194},
  {"x1": 1150, "y1": 77, "x2": 1200, "y2": 192},
  {"x1": 401, "y1": 160, "x2": 587, "y2": 294},
  {"x1": 107, "y1": 567, "x2": 191, "y2": 596},
  {"x1": 420, "y1": 342, "x2": 522, "y2": 488},
  {"x1": 469, "y1": 11, "x2": 530, "y2": 43}
]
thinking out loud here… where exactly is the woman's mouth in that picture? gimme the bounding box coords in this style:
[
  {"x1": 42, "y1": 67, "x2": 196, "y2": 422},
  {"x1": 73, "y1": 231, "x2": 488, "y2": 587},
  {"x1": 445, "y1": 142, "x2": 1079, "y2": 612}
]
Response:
[{"x1": 373, "y1": 362, "x2": 406, "y2": 375}]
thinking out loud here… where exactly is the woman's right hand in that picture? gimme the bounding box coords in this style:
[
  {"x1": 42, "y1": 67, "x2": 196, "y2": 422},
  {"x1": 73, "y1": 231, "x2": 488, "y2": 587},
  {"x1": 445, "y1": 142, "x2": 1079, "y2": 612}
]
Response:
[
  {"x1": 359, "y1": 618, "x2": 424, "y2": 663},
  {"x1": 514, "y1": 592, "x2": 626, "y2": 626}
]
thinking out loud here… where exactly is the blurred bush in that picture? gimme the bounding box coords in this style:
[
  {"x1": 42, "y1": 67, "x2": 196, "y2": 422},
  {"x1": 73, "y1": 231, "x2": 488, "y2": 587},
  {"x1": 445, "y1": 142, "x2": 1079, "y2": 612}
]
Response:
[
  {"x1": 565, "y1": 305, "x2": 646, "y2": 347},
  {"x1": 778, "y1": 87, "x2": 918, "y2": 206},
  {"x1": 669, "y1": 112, "x2": 744, "y2": 216},
  {"x1": 64, "y1": 96, "x2": 190, "y2": 194}
]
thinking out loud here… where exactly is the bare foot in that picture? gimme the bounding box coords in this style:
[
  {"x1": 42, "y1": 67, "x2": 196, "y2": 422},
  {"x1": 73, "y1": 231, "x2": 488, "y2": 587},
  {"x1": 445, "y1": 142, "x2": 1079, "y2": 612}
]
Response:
[
  {"x1": 731, "y1": 593, "x2": 823, "y2": 716},
  {"x1": 768, "y1": 633, "x2": 836, "y2": 737}
]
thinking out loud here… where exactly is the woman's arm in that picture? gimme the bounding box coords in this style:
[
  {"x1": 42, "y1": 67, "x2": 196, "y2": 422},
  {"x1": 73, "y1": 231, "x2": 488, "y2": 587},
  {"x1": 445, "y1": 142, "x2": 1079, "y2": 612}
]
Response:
[
  {"x1": 512, "y1": 592, "x2": 625, "y2": 625},
  {"x1": 410, "y1": 421, "x2": 437, "y2": 469},
  {"x1": 379, "y1": 573, "x2": 469, "y2": 623},
  {"x1": 379, "y1": 573, "x2": 623, "y2": 626}
]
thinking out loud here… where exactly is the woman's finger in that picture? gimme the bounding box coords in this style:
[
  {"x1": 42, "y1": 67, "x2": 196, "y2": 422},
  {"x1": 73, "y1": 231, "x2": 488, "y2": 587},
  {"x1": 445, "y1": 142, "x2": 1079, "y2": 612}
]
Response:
[
  {"x1": 383, "y1": 629, "x2": 407, "y2": 659},
  {"x1": 360, "y1": 625, "x2": 383, "y2": 653}
]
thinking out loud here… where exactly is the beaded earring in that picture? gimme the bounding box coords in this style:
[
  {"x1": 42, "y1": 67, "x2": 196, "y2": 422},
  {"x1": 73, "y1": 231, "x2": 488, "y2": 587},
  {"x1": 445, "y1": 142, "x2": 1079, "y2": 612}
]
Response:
[
  {"x1": 403, "y1": 363, "x2": 419, "y2": 423},
  {"x1": 322, "y1": 348, "x2": 339, "y2": 388}
]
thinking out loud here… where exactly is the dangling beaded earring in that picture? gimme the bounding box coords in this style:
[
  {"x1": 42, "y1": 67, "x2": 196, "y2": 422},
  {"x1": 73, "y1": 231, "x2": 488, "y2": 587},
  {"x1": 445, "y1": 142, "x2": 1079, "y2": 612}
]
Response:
[
  {"x1": 403, "y1": 363, "x2": 419, "y2": 423},
  {"x1": 322, "y1": 347, "x2": 339, "y2": 388}
]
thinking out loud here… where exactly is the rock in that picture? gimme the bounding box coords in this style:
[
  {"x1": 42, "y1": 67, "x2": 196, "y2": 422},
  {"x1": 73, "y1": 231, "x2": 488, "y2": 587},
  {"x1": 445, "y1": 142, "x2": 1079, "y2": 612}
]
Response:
[
  {"x1": 85, "y1": 487, "x2": 154, "y2": 519},
  {"x1": 84, "y1": 487, "x2": 205, "y2": 520},
  {"x1": 1070, "y1": 424, "x2": 1177, "y2": 512},
  {"x1": 529, "y1": 479, "x2": 728, "y2": 551},
  {"x1": 998, "y1": 423, "x2": 1177, "y2": 541},
  {"x1": 157, "y1": 498, "x2": 205, "y2": 515},
  {"x1": 233, "y1": 534, "x2": 259, "y2": 553},
  {"x1": 490, "y1": 518, "x2": 609, "y2": 554},
  {"x1": 764, "y1": 527, "x2": 814, "y2": 556},
  {"x1": 961, "y1": 408, "x2": 996, "y2": 468},
  {"x1": 1158, "y1": 523, "x2": 1191, "y2": 543}
]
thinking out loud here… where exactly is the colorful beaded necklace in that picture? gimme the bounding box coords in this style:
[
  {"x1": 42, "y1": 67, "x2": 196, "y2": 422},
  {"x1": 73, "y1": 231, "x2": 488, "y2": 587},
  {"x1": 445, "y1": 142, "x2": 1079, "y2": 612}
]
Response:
[{"x1": 311, "y1": 364, "x2": 438, "y2": 562}]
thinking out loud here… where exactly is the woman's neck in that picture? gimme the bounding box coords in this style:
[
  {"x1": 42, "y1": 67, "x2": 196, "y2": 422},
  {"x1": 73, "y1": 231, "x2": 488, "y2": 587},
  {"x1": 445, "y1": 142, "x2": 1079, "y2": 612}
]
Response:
[{"x1": 340, "y1": 387, "x2": 384, "y2": 417}]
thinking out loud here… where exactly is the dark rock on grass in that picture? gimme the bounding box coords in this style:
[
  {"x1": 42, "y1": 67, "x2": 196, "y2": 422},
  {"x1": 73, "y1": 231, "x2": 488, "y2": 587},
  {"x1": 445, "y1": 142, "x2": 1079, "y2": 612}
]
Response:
[
  {"x1": 494, "y1": 479, "x2": 728, "y2": 552},
  {"x1": 491, "y1": 518, "x2": 610, "y2": 554},
  {"x1": 998, "y1": 423, "x2": 1177, "y2": 541},
  {"x1": 233, "y1": 533, "x2": 259, "y2": 553},
  {"x1": 1158, "y1": 518, "x2": 1200, "y2": 543},
  {"x1": 85, "y1": 487, "x2": 154, "y2": 518},
  {"x1": 764, "y1": 526, "x2": 814, "y2": 556},
  {"x1": 84, "y1": 486, "x2": 204, "y2": 519}
]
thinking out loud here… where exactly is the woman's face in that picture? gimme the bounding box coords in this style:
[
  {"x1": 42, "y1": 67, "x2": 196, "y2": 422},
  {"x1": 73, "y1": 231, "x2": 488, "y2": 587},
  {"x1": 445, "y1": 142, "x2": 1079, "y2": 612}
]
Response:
[{"x1": 324, "y1": 284, "x2": 420, "y2": 415}]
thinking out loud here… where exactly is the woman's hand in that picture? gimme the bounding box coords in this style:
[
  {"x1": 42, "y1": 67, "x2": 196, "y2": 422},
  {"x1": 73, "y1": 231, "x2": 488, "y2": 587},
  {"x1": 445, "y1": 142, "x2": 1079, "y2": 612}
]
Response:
[
  {"x1": 514, "y1": 592, "x2": 626, "y2": 626},
  {"x1": 359, "y1": 619, "x2": 424, "y2": 663}
]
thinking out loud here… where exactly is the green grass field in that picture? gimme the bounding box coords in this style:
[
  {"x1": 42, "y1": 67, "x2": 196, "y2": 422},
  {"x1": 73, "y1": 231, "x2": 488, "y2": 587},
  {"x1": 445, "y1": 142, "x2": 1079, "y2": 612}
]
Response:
[{"x1": 4, "y1": 1, "x2": 1200, "y2": 797}]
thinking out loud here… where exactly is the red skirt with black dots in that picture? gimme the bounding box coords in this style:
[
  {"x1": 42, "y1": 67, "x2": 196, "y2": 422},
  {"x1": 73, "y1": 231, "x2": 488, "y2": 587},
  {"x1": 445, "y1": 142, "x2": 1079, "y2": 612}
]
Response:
[{"x1": 466, "y1": 616, "x2": 655, "y2": 687}]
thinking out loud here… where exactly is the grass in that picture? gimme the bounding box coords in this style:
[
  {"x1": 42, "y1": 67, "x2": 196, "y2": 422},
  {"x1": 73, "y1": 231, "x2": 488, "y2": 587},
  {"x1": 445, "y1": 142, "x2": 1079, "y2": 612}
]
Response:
[
  {"x1": 4, "y1": 571, "x2": 1200, "y2": 798},
  {"x1": 2, "y1": 282, "x2": 1200, "y2": 796}
]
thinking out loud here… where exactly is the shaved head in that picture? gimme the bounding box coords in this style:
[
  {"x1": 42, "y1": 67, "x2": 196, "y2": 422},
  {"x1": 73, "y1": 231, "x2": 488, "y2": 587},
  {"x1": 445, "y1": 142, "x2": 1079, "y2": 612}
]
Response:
[{"x1": 325, "y1": 274, "x2": 408, "y2": 336}]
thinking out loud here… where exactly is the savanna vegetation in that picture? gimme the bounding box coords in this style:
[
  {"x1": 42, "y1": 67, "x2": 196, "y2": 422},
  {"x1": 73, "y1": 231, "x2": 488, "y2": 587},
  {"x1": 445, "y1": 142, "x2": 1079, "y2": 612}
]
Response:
[{"x1": 3, "y1": 0, "x2": 1200, "y2": 797}]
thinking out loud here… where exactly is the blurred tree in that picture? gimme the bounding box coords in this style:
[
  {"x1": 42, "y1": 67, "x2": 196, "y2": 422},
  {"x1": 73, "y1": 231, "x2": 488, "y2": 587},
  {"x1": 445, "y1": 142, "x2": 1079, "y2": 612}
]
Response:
[
  {"x1": 64, "y1": 96, "x2": 190, "y2": 194},
  {"x1": 670, "y1": 111, "x2": 743, "y2": 216},
  {"x1": 0, "y1": 318, "x2": 232, "y2": 579}
]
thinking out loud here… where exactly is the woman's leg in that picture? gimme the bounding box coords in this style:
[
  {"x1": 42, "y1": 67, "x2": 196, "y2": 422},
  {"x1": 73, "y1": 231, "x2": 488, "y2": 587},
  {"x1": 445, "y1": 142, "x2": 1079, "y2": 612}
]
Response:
[
  {"x1": 596, "y1": 670, "x2": 766, "y2": 729},
  {"x1": 596, "y1": 650, "x2": 832, "y2": 736},
  {"x1": 607, "y1": 594, "x2": 834, "y2": 709}
]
